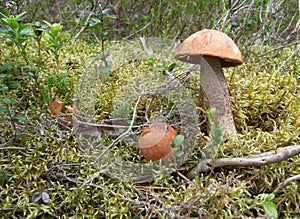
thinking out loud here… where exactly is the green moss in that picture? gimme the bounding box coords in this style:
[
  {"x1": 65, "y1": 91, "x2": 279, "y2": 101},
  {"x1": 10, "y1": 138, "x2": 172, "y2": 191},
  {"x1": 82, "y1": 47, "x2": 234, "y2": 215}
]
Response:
[{"x1": 0, "y1": 39, "x2": 299, "y2": 218}]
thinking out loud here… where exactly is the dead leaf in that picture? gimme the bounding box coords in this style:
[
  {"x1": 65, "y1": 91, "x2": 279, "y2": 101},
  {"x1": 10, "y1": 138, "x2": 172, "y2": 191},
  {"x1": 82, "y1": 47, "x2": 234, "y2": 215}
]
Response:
[
  {"x1": 49, "y1": 98, "x2": 63, "y2": 116},
  {"x1": 65, "y1": 104, "x2": 79, "y2": 114}
]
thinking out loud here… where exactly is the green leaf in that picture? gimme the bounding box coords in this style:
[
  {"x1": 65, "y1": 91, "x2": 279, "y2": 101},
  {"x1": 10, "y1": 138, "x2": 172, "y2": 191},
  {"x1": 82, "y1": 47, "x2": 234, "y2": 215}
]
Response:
[
  {"x1": 266, "y1": 193, "x2": 275, "y2": 201},
  {"x1": 103, "y1": 50, "x2": 110, "y2": 57},
  {"x1": 102, "y1": 8, "x2": 111, "y2": 15},
  {"x1": 0, "y1": 9, "x2": 9, "y2": 17},
  {"x1": 103, "y1": 15, "x2": 117, "y2": 21},
  {"x1": 155, "y1": 67, "x2": 164, "y2": 72},
  {"x1": 206, "y1": 108, "x2": 216, "y2": 124},
  {"x1": 15, "y1": 12, "x2": 27, "y2": 21},
  {"x1": 168, "y1": 63, "x2": 177, "y2": 72},
  {"x1": 16, "y1": 133, "x2": 27, "y2": 139},
  {"x1": 43, "y1": 31, "x2": 55, "y2": 43},
  {"x1": 0, "y1": 74, "x2": 13, "y2": 80},
  {"x1": 174, "y1": 150, "x2": 184, "y2": 157},
  {"x1": 263, "y1": 201, "x2": 278, "y2": 219},
  {"x1": 212, "y1": 127, "x2": 223, "y2": 146},
  {"x1": 13, "y1": 113, "x2": 26, "y2": 122},
  {"x1": 119, "y1": 128, "x2": 125, "y2": 134},
  {"x1": 127, "y1": 120, "x2": 138, "y2": 126},
  {"x1": 8, "y1": 81, "x2": 21, "y2": 89},
  {"x1": 19, "y1": 27, "x2": 32, "y2": 36},
  {"x1": 172, "y1": 134, "x2": 184, "y2": 149},
  {"x1": 0, "y1": 105, "x2": 8, "y2": 113},
  {"x1": 5, "y1": 17, "x2": 18, "y2": 30},
  {"x1": 0, "y1": 84, "x2": 8, "y2": 92},
  {"x1": 106, "y1": 61, "x2": 113, "y2": 68},
  {"x1": 0, "y1": 62, "x2": 15, "y2": 73},
  {"x1": 3, "y1": 98, "x2": 17, "y2": 105},
  {"x1": 57, "y1": 32, "x2": 70, "y2": 41},
  {"x1": 6, "y1": 36, "x2": 19, "y2": 45},
  {"x1": 0, "y1": 27, "x2": 10, "y2": 34},
  {"x1": 19, "y1": 23, "x2": 33, "y2": 32},
  {"x1": 51, "y1": 23, "x2": 63, "y2": 34},
  {"x1": 67, "y1": 20, "x2": 78, "y2": 27}
]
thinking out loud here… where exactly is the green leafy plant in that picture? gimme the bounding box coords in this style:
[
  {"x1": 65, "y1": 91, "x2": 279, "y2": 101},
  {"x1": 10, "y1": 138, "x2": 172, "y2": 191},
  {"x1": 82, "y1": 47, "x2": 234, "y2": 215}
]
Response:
[
  {"x1": 205, "y1": 108, "x2": 224, "y2": 145},
  {"x1": 206, "y1": 108, "x2": 216, "y2": 127},
  {"x1": 88, "y1": 8, "x2": 117, "y2": 43},
  {"x1": 23, "y1": 65, "x2": 41, "y2": 98},
  {"x1": 43, "y1": 21, "x2": 70, "y2": 72},
  {"x1": 67, "y1": 12, "x2": 86, "y2": 36},
  {"x1": 45, "y1": 73, "x2": 68, "y2": 102},
  {"x1": 89, "y1": 9, "x2": 117, "y2": 71},
  {"x1": 32, "y1": 21, "x2": 46, "y2": 58},
  {"x1": 204, "y1": 108, "x2": 224, "y2": 159},
  {"x1": 0, "y1": 62, "x2": 26, "y2": 126},
  {"x1": 171, "y1": 134, "x2": 184, "y2": 157},
  {"x1": 147, "y1": 57, "x2": 177, "y2": 73},
  {"x1": 0, "y1": 11, "x2": 33, "y2": 64},
  {"x1": 262, "y1": 194, "x2": 278, "y2": 219}
]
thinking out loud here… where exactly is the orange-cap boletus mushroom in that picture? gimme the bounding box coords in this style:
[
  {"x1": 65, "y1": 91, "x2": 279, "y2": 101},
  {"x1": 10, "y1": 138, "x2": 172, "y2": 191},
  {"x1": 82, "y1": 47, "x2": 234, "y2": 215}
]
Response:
[
  {"x1": 175, "y1": 29, "x2": 242, "y2": 137},
  {"x1": 138, "y1": 122, "x2": 177, "y2": 161}
]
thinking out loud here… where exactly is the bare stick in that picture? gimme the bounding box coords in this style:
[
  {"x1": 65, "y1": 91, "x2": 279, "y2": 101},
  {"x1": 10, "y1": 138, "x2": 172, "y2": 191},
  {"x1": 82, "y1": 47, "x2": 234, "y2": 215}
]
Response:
[
  {"x1": 274, "y1": 174, "x2": 300, "y2": 194},
  {"x1": 122, "y1": 21, "x2": 152, "y2": 41},
  {"x1": 258, "y1": 41, "x2": 300, "y2": 57},
  {"x1": 188, "y1": 145, "x2": 300, "y2": 179},
  {"x1": 0, "y1": 146, "x2": 25, "y2": 150},
  {"x1": 278, "y1": 46, "x2": 299, "y2": 71}
]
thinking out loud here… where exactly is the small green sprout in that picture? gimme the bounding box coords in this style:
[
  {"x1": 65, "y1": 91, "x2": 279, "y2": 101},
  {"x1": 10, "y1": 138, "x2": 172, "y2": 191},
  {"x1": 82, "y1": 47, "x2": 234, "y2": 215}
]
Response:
[
  {"x1": 0, "y1": 11, "x2": 33, "y2": 64},
  {"x1": 262, "y1": 193, "x2": 278, "y2": 219},
  {"x1": 172, "y1": 134, "x2": 184, "y2": 157}
]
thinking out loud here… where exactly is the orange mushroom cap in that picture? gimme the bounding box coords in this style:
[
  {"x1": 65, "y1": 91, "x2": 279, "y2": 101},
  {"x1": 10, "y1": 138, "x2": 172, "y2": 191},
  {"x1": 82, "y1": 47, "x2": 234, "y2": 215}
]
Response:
[
  {"x1": 138, "y1": 122, "x2": 177, "y2": 161},
  {"x1": 175, "y1": 29, "x2": 243, "y2": 67}
]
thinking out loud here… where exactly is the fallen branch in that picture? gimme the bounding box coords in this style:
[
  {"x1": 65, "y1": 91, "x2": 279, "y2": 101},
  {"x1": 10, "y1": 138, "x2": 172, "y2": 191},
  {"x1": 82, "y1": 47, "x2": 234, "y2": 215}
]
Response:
[{"x1": 187, "y1": 145, "x2": 300, "y2": 179}]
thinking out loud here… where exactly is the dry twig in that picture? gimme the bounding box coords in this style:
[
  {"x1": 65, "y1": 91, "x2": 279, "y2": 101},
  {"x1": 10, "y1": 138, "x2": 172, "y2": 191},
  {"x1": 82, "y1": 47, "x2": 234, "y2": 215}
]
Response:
[
  {"x1": 258, "y1": 41, "x2": 300, "y2": 57},
  {"x1": 0, "y1": 146, "x2": 25, "y2": 150},
  {"x1": 188, "y1": 145, "x2": 300, "y2": 179},
  {"x1": 273, "y1": 174, "x2": 300, "y2": 194}
]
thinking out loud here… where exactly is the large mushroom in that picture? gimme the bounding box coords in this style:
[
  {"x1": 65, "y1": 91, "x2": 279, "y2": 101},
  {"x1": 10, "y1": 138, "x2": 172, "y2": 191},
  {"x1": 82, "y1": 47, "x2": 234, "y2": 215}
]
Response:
[{"x1": 175, "y1": 29, "x2": 242, "y2": 137}]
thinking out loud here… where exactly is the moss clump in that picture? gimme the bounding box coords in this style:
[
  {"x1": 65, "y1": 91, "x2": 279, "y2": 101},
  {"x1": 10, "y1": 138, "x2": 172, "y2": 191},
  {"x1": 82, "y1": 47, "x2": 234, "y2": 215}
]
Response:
[{"x1": 0, "y1": 38, "x2": 299, "y2": 218}]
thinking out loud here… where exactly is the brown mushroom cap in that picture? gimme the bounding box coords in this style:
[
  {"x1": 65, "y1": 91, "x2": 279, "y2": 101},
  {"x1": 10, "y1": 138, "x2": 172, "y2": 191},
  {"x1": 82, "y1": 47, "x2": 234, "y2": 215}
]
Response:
[
  {"x1": 175, "y1": 29, "x2": 243, "y2": 67},
  {"x1": 138, "y1": 122, "x2": 177, "y2": 161}
]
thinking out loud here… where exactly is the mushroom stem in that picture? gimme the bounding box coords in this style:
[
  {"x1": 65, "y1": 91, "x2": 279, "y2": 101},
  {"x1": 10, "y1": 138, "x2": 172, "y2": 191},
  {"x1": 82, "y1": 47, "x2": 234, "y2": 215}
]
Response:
[{"x1": 200, "y1": 56, "x2": 237, "y2": 137}]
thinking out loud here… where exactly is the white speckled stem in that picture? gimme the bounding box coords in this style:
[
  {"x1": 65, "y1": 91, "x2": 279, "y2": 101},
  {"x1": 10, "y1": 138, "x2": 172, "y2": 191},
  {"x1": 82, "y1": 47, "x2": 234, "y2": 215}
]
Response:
[{"x1": 200, "y1": 56, "x2": 237, "y2": 137}]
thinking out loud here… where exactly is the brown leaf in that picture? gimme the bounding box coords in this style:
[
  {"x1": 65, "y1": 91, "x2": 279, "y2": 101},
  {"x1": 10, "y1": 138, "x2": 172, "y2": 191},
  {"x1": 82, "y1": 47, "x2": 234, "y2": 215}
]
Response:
[
  {"x1": 65, "y1": 105, "x2": 79, "y2": 114},
  {"x1": 49, "y1": 98, "x2": 63, "y2": 116}
]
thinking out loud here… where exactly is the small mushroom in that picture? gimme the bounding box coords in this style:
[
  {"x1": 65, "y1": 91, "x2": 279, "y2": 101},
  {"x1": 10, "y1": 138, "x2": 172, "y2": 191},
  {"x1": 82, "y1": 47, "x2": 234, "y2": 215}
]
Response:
[
  {"x1": 138, "y1": 122, "x2": 177, "y2": 161},
  {"x1": 175, "y1": 29, "x2": 242, "y2": 137}
]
